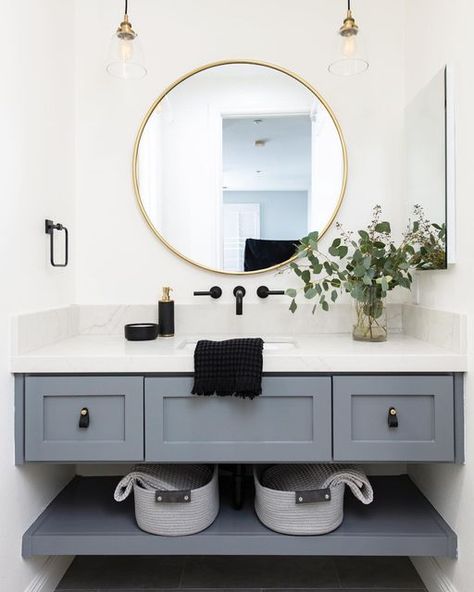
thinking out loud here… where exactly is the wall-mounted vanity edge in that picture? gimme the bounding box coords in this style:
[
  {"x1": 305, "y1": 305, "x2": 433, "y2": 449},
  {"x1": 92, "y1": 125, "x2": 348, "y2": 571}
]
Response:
[{"x1": 15, "y1": 371, "x2": 463, "y2": 560}]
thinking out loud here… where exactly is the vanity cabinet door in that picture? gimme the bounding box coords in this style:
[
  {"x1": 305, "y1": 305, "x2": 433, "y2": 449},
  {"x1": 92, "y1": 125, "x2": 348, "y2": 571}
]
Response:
[
  {"x1": 333, "y1": 376, "x2": 454, "y2": 462},
  {"x1": 145, "y1": 376, "x2": 332, "y2": 462},
  {"x1": 24, "y1": 376, "x2": 144, "y2": 462}
]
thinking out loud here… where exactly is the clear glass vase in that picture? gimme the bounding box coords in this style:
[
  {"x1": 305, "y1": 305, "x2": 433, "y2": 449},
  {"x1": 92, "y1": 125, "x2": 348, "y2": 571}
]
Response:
[{"x1": 352, "y1": 287, "x2": 388, "y2": 342}]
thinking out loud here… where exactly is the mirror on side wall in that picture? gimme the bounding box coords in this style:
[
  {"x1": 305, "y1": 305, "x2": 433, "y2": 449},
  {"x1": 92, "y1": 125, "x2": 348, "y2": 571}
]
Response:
[
  {"x1": 133, "y1": 61, "x2": 347, "y2": 275},
  {"x1": 405, "y1": 65, "x2": 455, "y2": 269}
]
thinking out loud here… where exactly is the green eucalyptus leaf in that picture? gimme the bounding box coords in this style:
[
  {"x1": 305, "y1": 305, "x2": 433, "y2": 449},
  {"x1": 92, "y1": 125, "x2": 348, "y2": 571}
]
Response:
[
  {"x1": 338, "y1": 245, "x2": 348, "y2": 258},
  {"x1": 363, "y1": 274, "x2": 373, "y2": 285},
  {"x1": 375, "y1": 221, "x2": 391, "y2": 233},
  {"x1": 289, "y1": 299, "x2": 297, "y2": 313},
  {"x1": 324, "y1": 262, "x2": 333, "y2": 275},
  {"x1": 312, "y1": 263, "x2": 324, "y2": 274},
  {"x1": 286, "y1": 288, "x2": 297, "y2": 298}
]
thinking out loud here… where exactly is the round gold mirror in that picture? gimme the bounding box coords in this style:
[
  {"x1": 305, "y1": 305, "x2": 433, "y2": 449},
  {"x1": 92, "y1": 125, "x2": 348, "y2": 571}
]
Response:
[{"x1": 133, "y1": 60, "x2": 348, "y2": 275}]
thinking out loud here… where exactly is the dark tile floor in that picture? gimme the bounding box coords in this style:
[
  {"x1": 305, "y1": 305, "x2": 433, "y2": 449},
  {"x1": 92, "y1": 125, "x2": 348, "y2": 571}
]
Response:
[{"x1": 56, "y1": 556, "x2": 427, "y2": 592}]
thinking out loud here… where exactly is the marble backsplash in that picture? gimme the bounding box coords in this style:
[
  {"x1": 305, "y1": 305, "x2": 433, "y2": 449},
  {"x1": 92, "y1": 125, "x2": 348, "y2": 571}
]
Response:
[
  {"x1": 402, "y1": 303, "x2": 467, "y2": 354},
  {"x1": 77, "y1": 302, "x2": 403, "y2": 338},
  {"x1": 11, "y1": 302, "x2": 466, "y2": 355}
]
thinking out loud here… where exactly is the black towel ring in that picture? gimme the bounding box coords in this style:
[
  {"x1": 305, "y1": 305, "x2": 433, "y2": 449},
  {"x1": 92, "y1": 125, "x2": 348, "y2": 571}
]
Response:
[{"x1": 45, "y1": 219, "x2": 69, "y2": 267}]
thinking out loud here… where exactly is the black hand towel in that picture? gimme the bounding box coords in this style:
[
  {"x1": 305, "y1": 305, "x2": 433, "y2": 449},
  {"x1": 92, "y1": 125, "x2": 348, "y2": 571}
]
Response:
[
  {"x1": 244, "y1": 238, "x2": 298, "y2": 272},
  {"x1": 192, "y1": 338, "x2": 264, "y2": 399}
]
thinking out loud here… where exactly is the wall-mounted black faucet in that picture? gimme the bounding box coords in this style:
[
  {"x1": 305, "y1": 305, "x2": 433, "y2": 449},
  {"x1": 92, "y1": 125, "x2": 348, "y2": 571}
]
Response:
[
  {"x1": 193, "y1": 286, "x2": 222, "y2": 299},
  {"x1": 233, "y1": 286, "x2": 246, "y2": 315},
  {"x1": 257, "y1": 286, "x2": 285, "y2": 299}
]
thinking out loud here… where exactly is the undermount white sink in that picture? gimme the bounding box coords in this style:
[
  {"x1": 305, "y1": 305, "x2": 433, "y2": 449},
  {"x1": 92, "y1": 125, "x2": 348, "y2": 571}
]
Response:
[{"x1": 178, "y1": 338, "x2": 297, "y2": 352}]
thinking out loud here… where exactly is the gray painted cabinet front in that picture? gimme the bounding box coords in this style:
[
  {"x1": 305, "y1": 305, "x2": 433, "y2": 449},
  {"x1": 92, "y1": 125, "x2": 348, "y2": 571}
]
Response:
[
  {"x1": 333, "y1": 376, "x2": 455, "y2": 462},
  {"x1": 18, "y1": 373, "x2": 461, "y2": 464},
  {"x1": 24, "y1": 376, "x2": 144, "y2": 462},
  {"x1": 145, "y1": 376, "x2": 332, "y2": 462}
]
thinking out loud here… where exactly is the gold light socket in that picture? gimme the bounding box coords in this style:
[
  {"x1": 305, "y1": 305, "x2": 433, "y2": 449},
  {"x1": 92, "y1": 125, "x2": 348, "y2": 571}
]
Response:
[
  {"x1": 116, "y1": 14, "x2": 137, "y2": 40},
  {"x1": 339, "y1": 10, "x2": 359, "y2": 37}
]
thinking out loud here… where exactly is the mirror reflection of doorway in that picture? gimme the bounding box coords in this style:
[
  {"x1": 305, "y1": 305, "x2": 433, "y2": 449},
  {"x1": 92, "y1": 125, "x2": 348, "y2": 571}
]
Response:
[
  {"x1": 221, "y1": 114, "x2": 311, "y2": 271},
  {"x1": 223, "y1": 203, "x2": 260, "y2": 271}
]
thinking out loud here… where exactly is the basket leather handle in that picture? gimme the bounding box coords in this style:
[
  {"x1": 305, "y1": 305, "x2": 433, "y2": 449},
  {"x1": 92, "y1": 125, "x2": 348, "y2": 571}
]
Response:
[
  {"x1": 295, "y1": 488, "x2": 331, "y2": 504},
  {"x1": 155, "y1": 490, "x2": 192, "y2": 503}
]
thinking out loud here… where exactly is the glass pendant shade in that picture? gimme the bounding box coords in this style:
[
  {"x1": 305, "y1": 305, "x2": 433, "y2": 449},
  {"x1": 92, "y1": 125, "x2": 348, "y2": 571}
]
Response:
[
  {"x1": 329, "y1": 5, "x2": 369, "y2": 76},
  {"x1": 106, "y1": 12, "x2": 147, "y2": 79}
]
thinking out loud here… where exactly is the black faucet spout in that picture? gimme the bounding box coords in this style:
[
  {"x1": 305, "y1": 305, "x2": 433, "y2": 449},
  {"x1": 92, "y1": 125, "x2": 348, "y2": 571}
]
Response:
[{"x1": 233, "y1": 286, "x2": 246, "y2": 315}]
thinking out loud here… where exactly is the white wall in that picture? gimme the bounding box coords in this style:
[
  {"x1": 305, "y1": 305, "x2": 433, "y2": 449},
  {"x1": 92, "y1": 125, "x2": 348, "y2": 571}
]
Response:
[
  {"x1": 404, "y1": 2, "x2": 474, "y2": 591},
  {"x1": 0, "y1": 2, "x2": 76, "y2": 591},
  {"x1": 74, "y1": 0, "x2": 406, "y2": 303}
]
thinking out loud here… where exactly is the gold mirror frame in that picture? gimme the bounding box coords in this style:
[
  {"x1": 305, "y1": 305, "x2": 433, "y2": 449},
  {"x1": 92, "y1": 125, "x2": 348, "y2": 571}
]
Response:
[{"x1": 132, "y1": 59, "x2": 348, "y2": 275}]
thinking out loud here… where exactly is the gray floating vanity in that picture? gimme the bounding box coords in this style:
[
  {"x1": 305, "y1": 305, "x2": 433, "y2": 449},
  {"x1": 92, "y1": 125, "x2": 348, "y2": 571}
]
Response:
[
  {"x1": 15, "y1": 370, "x2": 463, "y2": 560},
  {"x1": 16, "y1": 374, "x2": 464, "y2": 465},
  {"x1": 11, "y1": 302, "x2": 467, "y2": 561}
]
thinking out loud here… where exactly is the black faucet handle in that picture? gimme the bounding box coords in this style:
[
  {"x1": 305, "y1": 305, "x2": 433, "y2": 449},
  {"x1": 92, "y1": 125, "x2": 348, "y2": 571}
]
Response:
[
  {"x1": 193, "y1": 286, "x2": 222, "y2": 299},
  {"x1": 233, "y1": 286, "x2": 246, "y2": 316},
  {"x1": 257, "y1": 286, "x2": 285, "y2": 299}
]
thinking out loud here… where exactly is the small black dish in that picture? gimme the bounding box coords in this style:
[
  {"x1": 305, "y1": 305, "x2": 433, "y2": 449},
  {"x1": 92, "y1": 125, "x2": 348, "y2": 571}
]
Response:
[{"x1": 124, "y1": 323, "x2": 159, "y2": 341}]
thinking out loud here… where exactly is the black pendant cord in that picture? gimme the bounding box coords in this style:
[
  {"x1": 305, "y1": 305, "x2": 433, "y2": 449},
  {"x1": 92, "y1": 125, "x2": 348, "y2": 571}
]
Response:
[
  {"x1": 125, "y1": 0, "x2": 128, "y2": 16},
  {"x1": 348, "y1": 0, "x2": 351, "y2": 10}
]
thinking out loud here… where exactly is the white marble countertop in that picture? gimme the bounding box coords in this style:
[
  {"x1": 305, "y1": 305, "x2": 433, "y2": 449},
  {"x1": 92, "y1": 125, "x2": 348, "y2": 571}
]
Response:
[{"x1": 11, "y1": 332, "x2": 467, "y2": 374}]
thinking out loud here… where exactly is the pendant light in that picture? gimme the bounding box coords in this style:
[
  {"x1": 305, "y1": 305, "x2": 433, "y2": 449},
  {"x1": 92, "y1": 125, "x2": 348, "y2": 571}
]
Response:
[
  {"x1": 106, "y1": 0, "x2": 147, "y2": 79},
  {"x1": 329, "y1": 0, "x2": 368, "y2": 76}
]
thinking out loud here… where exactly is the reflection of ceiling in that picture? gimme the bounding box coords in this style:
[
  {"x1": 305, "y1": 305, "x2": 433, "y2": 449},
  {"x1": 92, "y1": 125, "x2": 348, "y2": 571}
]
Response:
[{"x1": 222, "y1": 115, "x2": 311, "y2": 191}]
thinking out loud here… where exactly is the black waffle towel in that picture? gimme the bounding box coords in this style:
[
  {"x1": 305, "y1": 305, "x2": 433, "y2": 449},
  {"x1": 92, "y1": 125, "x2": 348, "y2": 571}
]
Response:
[{"x1": 192, "y1": 338, "x2": 264, "y2": 399}]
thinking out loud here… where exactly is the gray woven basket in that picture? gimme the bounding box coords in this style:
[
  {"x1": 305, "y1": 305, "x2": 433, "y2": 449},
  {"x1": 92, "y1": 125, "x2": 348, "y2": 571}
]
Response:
[
  {"x1": 114, "y1": 464, "x2": 219, "y2": 536},
  {"x1": 254, "y1": 464, "x2": 373, "y2": 536}
]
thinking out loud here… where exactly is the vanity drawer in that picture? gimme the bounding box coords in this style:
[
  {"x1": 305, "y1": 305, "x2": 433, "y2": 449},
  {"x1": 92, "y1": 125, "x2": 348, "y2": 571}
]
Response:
[
  {"x1": 145, "y1": 376, "x2": 332, "y2": 462},
  {"x1": 24, "y1": 376, "x2": 144, "y2": 462},
  {"x1": 333, "y1": 376, "x2": 454, "y2": 462}
]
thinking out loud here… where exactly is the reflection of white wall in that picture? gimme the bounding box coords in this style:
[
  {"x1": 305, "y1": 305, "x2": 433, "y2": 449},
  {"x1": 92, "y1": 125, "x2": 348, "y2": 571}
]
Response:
[
  {"x1": 138, "y1": 65, "x2": 343, "y2": 268},
  {"x1": 405, "y1": 70, "x2": 446, "y2": 224},
  {"x1": 224, "y1": 191, "x2": 308, "y2": 240},
  {"x1": 311, "y1": 104, "x2": 344, "y2": 233}
]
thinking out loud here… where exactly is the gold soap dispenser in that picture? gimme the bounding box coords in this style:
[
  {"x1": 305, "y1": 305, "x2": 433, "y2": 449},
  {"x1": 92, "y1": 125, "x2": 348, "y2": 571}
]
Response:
[{"x1": 158, "y1": 287, "x2": 175, "y2": 337}]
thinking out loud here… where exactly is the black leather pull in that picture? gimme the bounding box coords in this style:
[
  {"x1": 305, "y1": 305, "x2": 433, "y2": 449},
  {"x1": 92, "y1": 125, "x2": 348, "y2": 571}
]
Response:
[
  {"x1": 155, "y1": 490, "x2": 192, "y2": 503},
  {"x1": 388, "y1": 407, "x2": 398, "y2": 428},
  {"x1": 79, "y1": 407, "x2": 90, "y2": 428},
  {"x1": 295, "y1": 488, "x2": 331, "y2": 504}
]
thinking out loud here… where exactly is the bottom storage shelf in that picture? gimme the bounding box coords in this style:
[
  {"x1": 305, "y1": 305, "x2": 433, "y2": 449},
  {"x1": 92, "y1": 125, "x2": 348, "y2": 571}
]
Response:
[{"x1": 22, "y1": 475, "x2": 457, "y2": 558}]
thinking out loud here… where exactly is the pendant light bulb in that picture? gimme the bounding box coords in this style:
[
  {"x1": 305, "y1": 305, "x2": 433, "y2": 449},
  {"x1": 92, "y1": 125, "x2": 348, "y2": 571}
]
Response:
[
  {"x1": 329, "y1": 1, "x2": 369, "y2": 76},
  {"x1": 106, "y1": 0, "x2": 147, "y2": 79}
]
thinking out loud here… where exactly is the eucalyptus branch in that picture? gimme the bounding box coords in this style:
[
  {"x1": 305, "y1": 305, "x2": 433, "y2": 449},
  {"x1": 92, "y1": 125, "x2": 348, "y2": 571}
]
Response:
[{"x1": 286, "y1": 205, "x2": 446, "y2": 314}]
